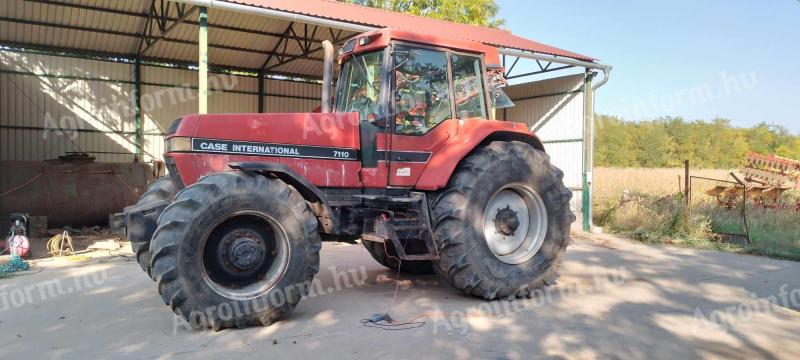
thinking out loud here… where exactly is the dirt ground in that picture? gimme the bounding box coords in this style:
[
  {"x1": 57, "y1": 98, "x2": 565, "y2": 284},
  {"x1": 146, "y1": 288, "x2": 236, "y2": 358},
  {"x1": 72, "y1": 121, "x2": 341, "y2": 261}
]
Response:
[{"x1": 0, "y1": 232, "x2": 799, "y2": 359}]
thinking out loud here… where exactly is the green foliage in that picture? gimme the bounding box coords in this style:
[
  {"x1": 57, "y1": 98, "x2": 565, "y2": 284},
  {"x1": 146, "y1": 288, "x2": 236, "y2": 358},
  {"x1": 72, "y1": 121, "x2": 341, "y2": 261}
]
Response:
[
  {"x1": 341, "y1": 0, "x2": 505, "y2": 28},
  {"x1": 594, "y1": 194, "x2": 800, "y2": 261},
  {"x1": 595, "y1": 115, "x2": 800, "y2": 168}
]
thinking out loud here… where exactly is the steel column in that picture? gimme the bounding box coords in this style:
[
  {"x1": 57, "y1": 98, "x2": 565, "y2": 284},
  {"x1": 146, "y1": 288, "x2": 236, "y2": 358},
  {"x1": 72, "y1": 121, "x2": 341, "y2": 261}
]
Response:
[
  {"x1": 582, "y1": 70, "x2": 595, "y2": 232},
  {"x1": 198, "y1": 6, "x2": 208, "y2": 114},
  {"x1": 133, "y1": 57, "x2": 143, "y2": 160},
  {"x1": 257, "y1": 69, "x2": 265, "y2": 113}
]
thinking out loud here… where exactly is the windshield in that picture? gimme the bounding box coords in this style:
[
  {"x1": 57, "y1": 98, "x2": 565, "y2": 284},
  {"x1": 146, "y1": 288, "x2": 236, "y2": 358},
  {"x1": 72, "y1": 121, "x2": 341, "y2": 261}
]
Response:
[{"x1": 334, "y1": 50, "x2": 385, "y2": 124}]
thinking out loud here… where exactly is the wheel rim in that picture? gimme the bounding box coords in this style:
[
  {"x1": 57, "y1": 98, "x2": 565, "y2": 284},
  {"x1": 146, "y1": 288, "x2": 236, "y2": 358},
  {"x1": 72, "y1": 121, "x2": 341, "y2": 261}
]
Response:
[
  {"x1": 200, "y1": 212, "x2": 290, "y2": 300},
  {"x1": 483, "y1": 184, "x2": 548, "y2": 264}
]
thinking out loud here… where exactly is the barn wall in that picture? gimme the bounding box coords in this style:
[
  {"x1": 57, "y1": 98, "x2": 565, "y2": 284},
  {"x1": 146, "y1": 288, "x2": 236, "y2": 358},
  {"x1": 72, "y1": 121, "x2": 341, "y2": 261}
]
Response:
[
  {"x1": 0, "y1": 49, "x2": 321, "y2": 163},
  {"x1": 498, "y1": 74, "x2": 586, "y2": 212},
  {"x1": 0, "y1": 50, "x2": 136, "y2": 162}
]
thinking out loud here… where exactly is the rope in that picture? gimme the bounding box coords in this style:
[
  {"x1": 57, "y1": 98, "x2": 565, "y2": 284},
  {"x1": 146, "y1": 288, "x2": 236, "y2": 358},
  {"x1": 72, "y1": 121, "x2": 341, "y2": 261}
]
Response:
[
  {"x1": 0, "y1": 172, "x2": 44, "y2": 198},
  {"x1": 0, "y1": 254, "x2": 30, "y2": 276},
  {"x1": 47, "y1": 231, "x2": 74, "y2": 257}
]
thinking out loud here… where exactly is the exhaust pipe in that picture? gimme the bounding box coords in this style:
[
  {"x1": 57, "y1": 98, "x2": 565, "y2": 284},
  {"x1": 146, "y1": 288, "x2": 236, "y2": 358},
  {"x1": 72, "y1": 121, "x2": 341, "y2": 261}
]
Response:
[{"x1": 321, "y1": 40, "x2": 334, "y2": 113}]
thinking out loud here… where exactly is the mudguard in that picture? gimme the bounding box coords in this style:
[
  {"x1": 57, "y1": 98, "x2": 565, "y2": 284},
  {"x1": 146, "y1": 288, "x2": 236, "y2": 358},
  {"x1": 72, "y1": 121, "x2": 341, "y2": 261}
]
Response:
[{"x1": 228, "y1": 162, "x2": 340, "y2": 234}]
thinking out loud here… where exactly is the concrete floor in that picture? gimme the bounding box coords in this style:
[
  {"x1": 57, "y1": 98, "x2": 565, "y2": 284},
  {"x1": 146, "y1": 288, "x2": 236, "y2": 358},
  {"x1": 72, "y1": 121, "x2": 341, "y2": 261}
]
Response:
[{"x1": 1, "y1": 233, "x2": 799, "y2": 360}]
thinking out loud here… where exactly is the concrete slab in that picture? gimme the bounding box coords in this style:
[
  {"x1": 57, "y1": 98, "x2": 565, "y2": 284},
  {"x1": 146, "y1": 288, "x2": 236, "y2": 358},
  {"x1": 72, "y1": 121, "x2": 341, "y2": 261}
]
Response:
[{"x1": 0, "y1": 234, "x2": 798, "y2": 360}]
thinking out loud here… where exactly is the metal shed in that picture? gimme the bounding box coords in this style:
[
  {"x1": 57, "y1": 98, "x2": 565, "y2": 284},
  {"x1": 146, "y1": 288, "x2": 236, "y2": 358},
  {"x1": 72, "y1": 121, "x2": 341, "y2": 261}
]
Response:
[{"x1": 0, "y1": 0, "x2": 611, "y2": 230}]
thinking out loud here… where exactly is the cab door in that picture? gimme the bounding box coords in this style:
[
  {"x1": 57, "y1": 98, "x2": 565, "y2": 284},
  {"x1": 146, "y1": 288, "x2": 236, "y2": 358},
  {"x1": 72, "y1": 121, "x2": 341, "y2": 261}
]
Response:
[
  {"x1": 387, "y1": 44, "x2": 454, "y2": 187},
  {"x1": 387, "y1": 44, "x2": 489, "y2": 187}
]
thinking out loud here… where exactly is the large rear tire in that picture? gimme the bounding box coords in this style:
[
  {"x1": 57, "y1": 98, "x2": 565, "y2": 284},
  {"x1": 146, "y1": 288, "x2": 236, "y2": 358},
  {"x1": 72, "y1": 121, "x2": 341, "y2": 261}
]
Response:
[
  {"x1": 149, "y1": 171, "x2": 321, "y2": 330},
  {"x1": 361, "y1": 240, "x2": 433, "y2": 274},
  {"x1": 430, "y1": 141, "x2": 574, "y2": 300},
  {"x1": 124, "y1": 177, "x2": 177, "y2": 275}
]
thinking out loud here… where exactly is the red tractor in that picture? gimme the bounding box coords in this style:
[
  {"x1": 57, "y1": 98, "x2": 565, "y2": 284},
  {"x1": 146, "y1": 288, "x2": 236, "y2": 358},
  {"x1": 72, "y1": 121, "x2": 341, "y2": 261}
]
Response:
[{"x1": 125, "y1": 28, "x2": 573, "y2": 330}]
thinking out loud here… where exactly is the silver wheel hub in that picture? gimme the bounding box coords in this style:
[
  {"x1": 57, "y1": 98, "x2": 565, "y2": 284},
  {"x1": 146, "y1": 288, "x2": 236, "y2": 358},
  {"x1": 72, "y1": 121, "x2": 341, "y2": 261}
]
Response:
[{"x1": 483, "y1": 184, "x2": 548, "y2": 264}]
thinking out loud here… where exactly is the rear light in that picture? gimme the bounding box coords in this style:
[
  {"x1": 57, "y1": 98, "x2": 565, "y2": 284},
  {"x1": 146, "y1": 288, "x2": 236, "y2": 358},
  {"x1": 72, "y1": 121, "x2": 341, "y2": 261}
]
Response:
[{"x1": 165, "y1": 137, "x2": 191, "y2": 152}]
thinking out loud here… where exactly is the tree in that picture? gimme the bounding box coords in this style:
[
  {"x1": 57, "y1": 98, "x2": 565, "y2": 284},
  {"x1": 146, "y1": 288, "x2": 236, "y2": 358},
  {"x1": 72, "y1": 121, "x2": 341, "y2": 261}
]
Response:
[
  {"x1": 595, "y1": 115, "x2": 636, "y2": 167},
  {"x1": 594, "y1": 115, "x2": 800, "y2": 168},
  {"x1": 635, "y1": 122, "x2": 673, "y2": 167},
  {"x1": 341, "y1": 0, "x2": 505, "y2": 28}
]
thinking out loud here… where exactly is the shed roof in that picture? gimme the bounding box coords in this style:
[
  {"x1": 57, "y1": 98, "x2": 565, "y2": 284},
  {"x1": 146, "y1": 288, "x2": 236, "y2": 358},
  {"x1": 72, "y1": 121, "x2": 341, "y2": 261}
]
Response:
[
  {"x1": 225, "y1": 0, "x2": 594, "y2": 62},
  {"x1": 0, "y1": 0, "x2": 595, "y2": 79}
]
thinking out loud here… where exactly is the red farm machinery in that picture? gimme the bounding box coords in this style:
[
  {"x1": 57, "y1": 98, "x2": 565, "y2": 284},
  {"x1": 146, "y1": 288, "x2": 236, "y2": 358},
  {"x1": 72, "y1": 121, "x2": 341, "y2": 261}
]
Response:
[{"x1": 124, "y1": 28, "x2": 574, "y2": 330}]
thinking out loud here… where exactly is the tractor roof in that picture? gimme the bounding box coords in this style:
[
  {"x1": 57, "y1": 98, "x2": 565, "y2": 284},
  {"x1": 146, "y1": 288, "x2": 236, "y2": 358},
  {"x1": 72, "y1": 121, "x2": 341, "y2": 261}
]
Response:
[{"x1": 342, "y1": 28, "x2": 501, "y2": 66}]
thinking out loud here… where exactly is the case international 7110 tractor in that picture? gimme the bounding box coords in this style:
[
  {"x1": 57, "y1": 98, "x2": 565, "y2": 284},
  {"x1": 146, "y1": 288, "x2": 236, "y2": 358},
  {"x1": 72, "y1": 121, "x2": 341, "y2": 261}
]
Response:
[{"x1": 124, "y1": 28, "x2": 574, "y2": 330}]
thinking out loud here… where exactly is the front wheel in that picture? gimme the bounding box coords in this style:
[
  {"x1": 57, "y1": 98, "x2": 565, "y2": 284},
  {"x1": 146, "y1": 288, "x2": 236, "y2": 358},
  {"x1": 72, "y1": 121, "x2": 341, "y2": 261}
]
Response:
[
  {"x1": 430, "y1": 141, "x2": 574, "y2": 300},
  {"x1": 149, "y1": 171, "x2": 321, "y2": 330},
  {"x1": 124, "y1": 176, "x2": 177, "y2": 276}
]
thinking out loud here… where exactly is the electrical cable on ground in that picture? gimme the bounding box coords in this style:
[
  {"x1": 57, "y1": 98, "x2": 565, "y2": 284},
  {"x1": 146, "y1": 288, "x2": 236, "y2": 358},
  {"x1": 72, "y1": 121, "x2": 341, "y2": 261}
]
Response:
[{"x1": 360, "y1": 237, "x2": 426, "y2": 331}]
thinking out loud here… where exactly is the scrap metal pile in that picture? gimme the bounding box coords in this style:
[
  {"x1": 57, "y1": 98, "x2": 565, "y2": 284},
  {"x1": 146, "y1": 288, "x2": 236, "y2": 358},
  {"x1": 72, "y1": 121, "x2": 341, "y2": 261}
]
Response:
[{"x1": 705, "y1": 152, "x2": 800, "y2": 209}]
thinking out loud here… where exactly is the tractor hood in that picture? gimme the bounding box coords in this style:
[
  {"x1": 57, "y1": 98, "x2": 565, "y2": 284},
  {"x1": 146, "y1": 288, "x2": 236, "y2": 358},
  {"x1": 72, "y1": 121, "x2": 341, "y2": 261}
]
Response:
[{"x1": 167, "y1": 113, "x2": 361, "y2": 159}]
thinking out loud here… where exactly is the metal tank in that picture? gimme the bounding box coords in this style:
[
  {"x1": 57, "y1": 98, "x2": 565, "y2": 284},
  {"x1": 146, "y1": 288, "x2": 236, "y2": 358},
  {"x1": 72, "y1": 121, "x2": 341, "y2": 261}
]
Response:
[{"x1": 0, "y1": 156, "x2": 154, "y2": 227}]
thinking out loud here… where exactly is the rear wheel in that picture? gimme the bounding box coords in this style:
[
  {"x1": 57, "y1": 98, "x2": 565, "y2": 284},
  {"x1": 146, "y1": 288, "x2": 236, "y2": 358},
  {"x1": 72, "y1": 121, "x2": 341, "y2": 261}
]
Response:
[
  {"x1": 149, "y1": 171, "x2": 321, "y2": 330},
  {"x1": 430, "y1": 141, "x2": 574, "y2": 300},
  {"x1": 124, "y1": 177, "x2": 177, "y2": 275},
  {"x1": 361, "y1": 240, "x2": 433, "y2": 274}
]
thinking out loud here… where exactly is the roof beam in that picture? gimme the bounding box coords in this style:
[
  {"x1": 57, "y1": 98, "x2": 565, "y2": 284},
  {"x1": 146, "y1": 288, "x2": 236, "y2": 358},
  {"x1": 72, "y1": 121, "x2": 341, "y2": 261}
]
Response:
[
  {"x1": 0, "y1": 16, "x2": 142, "y2": 39},
  {"x1": 505, "y1": 65, "x2": 574, "y2": 80},
  {"x1": 139, "y1": 1, "x2": 198, "y2": 55},
  {"x1": 260, "y1": 22, "x2": 295, "y2": 70},
  {"x1": 0, "y1": 40, "x2": 323, "y2": 80},
  {"x1": 263, "y1": 28, "x2": 348, "y2": 72},
  {"x1": 137, "y1": 0, "x2": 158, "y2": 55}
]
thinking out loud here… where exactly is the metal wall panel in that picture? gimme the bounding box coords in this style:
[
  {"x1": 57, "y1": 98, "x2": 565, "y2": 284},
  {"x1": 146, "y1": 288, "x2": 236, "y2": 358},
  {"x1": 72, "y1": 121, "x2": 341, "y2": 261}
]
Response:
[
  {"x1": 500, "y1": 74, "x2": 586, "y2": 211},
  {"x1": 0, "y1": 50, "x2": 324, "y2": 163},
  {"x1": 0, "y1": 49, "x2": 136, "y2": 163}
]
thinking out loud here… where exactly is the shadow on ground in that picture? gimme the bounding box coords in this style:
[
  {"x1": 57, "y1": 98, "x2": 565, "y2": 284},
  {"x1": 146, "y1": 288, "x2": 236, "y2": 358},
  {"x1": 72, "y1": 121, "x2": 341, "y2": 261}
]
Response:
[{"x1": 0, "y1": 234, "x2": 798, "y2": 359}]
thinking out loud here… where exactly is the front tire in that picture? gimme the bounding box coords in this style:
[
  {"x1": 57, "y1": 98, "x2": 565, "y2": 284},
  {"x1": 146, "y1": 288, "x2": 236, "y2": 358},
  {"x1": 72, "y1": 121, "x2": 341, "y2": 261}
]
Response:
[
  {"x1": 430, "y1": 141, "x2": 574, "y2": 300},
  {"x1": 124, "y1": 177, "x2": 177, "y2": 275},
  {"x1": 149, "y1": 171, "x2": 321, "y2": 330}
]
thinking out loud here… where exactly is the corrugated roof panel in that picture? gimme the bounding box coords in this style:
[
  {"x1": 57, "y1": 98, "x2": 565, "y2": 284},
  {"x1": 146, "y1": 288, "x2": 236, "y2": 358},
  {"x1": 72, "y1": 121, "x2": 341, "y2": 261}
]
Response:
[
  {"x1": 1, "y1": 0, "x2": 595, "y2": 79},
  {"x1": 223, "y1": 0, "x2": 594, "y2": 62},
  {"x1": 271, "y1": 57, "x2": 323, "y2": 78}
]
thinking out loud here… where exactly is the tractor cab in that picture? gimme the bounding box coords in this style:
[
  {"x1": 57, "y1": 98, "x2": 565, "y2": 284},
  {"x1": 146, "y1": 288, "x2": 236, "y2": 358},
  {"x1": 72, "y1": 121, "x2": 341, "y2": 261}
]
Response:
[
  {"x1": 325, "y1": 29, "x2": 515, "y2": 187},
  {"x1": 331, "y1": 29, "x2": 510, "y2": 133}
]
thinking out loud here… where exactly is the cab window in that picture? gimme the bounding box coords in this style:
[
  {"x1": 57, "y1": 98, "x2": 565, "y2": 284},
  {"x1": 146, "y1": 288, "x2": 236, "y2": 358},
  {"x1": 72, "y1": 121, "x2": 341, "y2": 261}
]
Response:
[
  {"x1": 334, "y1": 50, "x2": 384, "y2": 124},
  {"x1": 393, "y1": 45, "x2": 453, "y2": 135},
  {"x1": 451, "y1": 54, "x2": 487, "y2": 119}
]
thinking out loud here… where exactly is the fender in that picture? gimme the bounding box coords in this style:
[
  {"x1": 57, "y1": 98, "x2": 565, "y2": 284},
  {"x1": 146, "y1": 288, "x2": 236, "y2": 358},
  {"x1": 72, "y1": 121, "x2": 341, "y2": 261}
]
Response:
[
  {"x1": 229, "y1": 162, "x2": 340, "y2": 234},
  {"x1": 414, "y1": 119, "x2": 545, "y2": 190}
]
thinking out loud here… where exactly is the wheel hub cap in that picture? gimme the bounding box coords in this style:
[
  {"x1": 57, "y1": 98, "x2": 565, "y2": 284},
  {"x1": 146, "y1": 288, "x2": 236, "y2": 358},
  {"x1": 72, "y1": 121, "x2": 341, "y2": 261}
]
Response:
[
  {"x1": 494, "y1": 206, "x2": 521, "y2": 236},
  {"x1": 228, "y1": 237, "x2": 263, "y2": 271},
  {"x1": 483, "y1": 185, "x2": 548, "y2": 264}
]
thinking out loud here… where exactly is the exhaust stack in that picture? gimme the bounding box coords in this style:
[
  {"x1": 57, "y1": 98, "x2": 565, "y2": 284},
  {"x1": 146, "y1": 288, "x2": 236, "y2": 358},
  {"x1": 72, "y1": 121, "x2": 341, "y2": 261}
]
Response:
[{"x1": 321, "y1": 40, "x2": 334, "y2": 113}]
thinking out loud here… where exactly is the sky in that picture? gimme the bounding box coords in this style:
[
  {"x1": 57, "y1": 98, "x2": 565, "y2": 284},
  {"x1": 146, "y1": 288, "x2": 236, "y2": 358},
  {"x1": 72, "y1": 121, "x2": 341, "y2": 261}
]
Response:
[{"x1": 496, "y1": 0, "x2": 800, "y2": 133}]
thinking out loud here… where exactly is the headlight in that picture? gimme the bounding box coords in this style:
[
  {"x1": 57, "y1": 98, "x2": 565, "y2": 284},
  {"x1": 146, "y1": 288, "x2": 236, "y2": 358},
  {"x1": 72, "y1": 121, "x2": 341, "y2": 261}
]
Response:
[{"x1": 165, "y1": 137, "x2": 191, "y2": 152}]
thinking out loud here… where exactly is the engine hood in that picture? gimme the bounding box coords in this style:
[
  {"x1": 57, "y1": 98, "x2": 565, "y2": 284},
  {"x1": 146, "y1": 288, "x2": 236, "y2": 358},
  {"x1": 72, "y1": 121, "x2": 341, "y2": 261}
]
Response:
[{"x1": 172, "y1": 112, "x2": 361, "y2": 151}]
